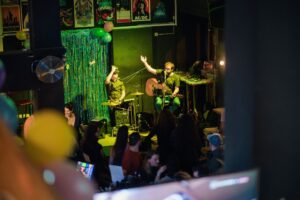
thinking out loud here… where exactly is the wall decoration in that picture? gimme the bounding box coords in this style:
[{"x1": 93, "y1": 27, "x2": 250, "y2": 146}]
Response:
[
  {"x1": 1, "y1": 5, "x2": 20, "y2": 33},
  {"x1": 74, "y1": 0, "x2": 94, "y2": 28},
  {"x1": 20, "y1": 1, "x2": 29, "y2": 31},
  {"x1": 61, "y1": 29, "x2": 110, "y2": 123},
  {"x1": 115, "y1": 0, "x2": 131, "y2": 23},
  {"x1": 152, "y1": 1, "x2": 167, "y2": 22},
  {"x1": 131, "y1": 0, "x2": 150, "y2": 22},
  {"x1": 0, "y1": 0, "x2": 18, "y2": 6},
  {"x1": 95, "y1": 0, "x2": 114, "y2": 26},
  {"x1": 60, "y1": 0, "x2": 74, "y2": 29}
]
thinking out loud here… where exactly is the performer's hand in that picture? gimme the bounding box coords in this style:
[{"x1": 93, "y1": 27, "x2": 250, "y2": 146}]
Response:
[
  {"x1": 111, "y1": 65, "x2": 117, "y2": 72},
  {"x1": 140, "y1": 55, "x2": 147, "y2": 63}
]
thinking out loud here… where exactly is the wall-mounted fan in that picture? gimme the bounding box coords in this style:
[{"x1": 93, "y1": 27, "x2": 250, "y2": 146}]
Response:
[{"x1": 35, "y1": 56, "x2": 64, "y2": 83}]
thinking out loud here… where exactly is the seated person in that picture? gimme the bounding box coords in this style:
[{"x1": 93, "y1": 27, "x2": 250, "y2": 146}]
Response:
[
  {"x1": 206, "y1": 133, "x2": 224, "y2": 174},
  {"x1": 140, "y1": 150, "x2": 167, "y2": 184},
  {"x1": 140, "y1": 55, "x2": 180, "y2": 113}
]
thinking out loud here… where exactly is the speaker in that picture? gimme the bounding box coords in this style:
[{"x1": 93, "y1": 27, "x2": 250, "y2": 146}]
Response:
[
  {"x1": 115, "y1": 110, "x2": 129, "y2": 126},
  {"x1": 136, "y1": 112, "x2": 154, "y2": 131}
]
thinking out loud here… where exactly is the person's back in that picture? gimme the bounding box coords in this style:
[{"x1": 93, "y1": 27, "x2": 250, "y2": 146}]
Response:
[
  {"x1": 81, "y1": 121, "x2": 111, "y2": 189},
  {"x1": 122, "y1": 132, "x2": 142, "y2": 176},
  {"x1": 110, "y1": 125, "x2": 128, "y2": 166}
]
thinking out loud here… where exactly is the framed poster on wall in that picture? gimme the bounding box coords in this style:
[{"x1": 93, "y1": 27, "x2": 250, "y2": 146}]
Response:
[
  {"x1": 60, "y1": 0, "x2": 74, "y2": 29},
  {"x1": 116, "y1": 0, "x2": 131, "y2": 23},
  {"x1": 20, "y1": 1, "x2": 29, "y2": 31},
  {"x1": 74, "y1": 0, "x2": 94, "y2": 28},
  {"x1": 131, "y1": 0, "x2": 150, "y2": 22},
  {"x1": 0, "y1": 0, "x2": 18, "y2": 5},
  {"x1": 1, "y1": 5, "x2": 20, "y2": 33}
]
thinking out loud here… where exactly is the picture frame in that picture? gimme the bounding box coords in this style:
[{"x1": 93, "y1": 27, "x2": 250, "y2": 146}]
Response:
[
  {"x1": 131, "y1": 0, "x2": 150, "y2": 22},
  {"x1": 115, "y1": 0, "x2": 131, "y2": 23},
  {"x1": 95, "y1": 0, "x2": 114, "y2": 26},
  {"x1": 60, "y1": 0, "x2": 74, "y2": 29},
  {"x1": 0, "y1": 0, "x2": 19, "y2": 6},
  {"x1": 73, "y1": 0, "x2": 94, "y2": 28},
  {"x1": 1, "y1": 5, "x2": 21, "y2": 33},
  {"x1": 20, "y1": 1, "x2": 29, "y2": 31}
]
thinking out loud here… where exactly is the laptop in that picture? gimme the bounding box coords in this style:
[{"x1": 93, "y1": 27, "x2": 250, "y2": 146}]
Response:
[{"x1": 109, "y1": 165, "x2": 124, "y2": 184}]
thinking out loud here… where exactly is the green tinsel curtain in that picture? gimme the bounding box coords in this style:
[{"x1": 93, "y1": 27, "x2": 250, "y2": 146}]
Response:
[{"x1": 61, "y1": 29, "x2": 109, "y2": 123}]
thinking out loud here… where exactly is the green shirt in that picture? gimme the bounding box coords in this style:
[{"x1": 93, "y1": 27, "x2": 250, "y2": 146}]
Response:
[
  {"x1": 108, "y1": 79, "x2": 125, "y2": 101},
  {"x1": 156, "y1": 69, "x2": 180, "y2": 95}
]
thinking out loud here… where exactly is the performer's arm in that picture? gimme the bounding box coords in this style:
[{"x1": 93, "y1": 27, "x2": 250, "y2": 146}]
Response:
[
  {"x1": 171, "y1": 76, "x2": 180, "y2": 98},
  {"x1": 105, "y1": 65, "x2": 117, "y2": 84},
  {"x1": 120, "y1": 85, "x2": 126, "y2": 102},
  {"x1": 171, "y1": 86, "x2": 180, "y2": 98},
  {"x1": 140, "y1": 55, "x2": 157, "y2": 75}
]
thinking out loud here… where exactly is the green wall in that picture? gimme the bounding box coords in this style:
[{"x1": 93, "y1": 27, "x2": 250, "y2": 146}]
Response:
[{"x1": 112, "y1": 28, "x2": 154, "y2": 113}]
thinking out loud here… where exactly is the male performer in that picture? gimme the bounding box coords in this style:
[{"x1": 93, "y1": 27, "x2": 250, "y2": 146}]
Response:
[
  {"x1": 105, "y1": 65, "x2": 125, "y2": 126},
  {"x1": 140, "y1": 55, "x2": 180, "y2": 112}
]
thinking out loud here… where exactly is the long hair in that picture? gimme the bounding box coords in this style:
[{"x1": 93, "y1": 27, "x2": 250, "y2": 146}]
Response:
[
  {"x1": 172, "y1": 114, "x2": 202, "y2": 174},
  {"x1": 112, "y1": 125, "x2": 128, "y2": 165},
  {"x1": 81, "y1": 121, "x2": 99, "y2": 151},
  {"x1": 113, "y1": 125, "x2": 128, "y2": 153}
]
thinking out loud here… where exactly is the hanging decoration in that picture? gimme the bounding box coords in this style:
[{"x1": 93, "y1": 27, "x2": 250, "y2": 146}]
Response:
[
  {"x1": 103, "y1": 21, "x2": 114, "y2": 32},
  {"x1": 61, "y1": 29, "x2": 110, "y2": 123}
]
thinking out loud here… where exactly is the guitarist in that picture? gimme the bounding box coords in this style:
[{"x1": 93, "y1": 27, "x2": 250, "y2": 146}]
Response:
[{"x1": 140, "y1": 55, "x2": 180, "y2": 112}]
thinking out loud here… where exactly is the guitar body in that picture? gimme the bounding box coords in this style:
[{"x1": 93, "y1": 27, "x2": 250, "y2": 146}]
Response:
[
  {"x1": 145, "y1": 78, "x2": 165, "y2": 96},
  {"x1": 145, "y1": 78, "x2": 184, "y2": 98}
]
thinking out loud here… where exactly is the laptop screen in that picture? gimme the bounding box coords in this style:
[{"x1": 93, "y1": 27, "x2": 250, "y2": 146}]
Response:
[{"x1": 77, "y1": 161, "x2": 94, "y2": 180}]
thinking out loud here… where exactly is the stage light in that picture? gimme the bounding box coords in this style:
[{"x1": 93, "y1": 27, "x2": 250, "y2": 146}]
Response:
[{"x1": 219, "y1": 60, "x2": 225, "y2": 66}]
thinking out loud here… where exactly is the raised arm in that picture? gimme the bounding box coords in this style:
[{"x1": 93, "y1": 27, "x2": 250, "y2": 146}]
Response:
[
  {"x1": 140, "y1": 55, "x2": 157, "y2": 75},
  {"x1": 105, "y1": 65, "x2": 117, "y2": 84}
]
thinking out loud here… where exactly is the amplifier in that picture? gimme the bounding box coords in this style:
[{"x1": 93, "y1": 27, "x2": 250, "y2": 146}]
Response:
[{"x1": 115, "y1": 110, "x2": 129, "y2": 126}]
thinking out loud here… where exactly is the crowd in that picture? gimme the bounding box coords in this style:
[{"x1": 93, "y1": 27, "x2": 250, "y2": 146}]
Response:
[{"x1": 65, "y1": 101, "x2": 224, "y2": 192}]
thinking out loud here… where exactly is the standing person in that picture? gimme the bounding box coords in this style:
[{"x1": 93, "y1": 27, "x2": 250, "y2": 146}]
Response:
[
  {"x1": 140, "y1": 55, "x2": 180, "y2": 113},
  {"x1": 105, "y1": 65, "x2": 126, "y2": 127}
]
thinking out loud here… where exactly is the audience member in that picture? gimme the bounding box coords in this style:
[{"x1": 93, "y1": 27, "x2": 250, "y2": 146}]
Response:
[
  {"x1": 140, "y1": 150, "x2": 167, "y2": 184},
  {"x1": 170, "y1": 114, "x2": 202, "y2": 176},
  {"x1": 122, "y1": 132, "x2": 142, "y2": 176},
  {"x1": 81, "y1": 121, "x2": 111, "y2": 190},
  {"x1": 206, "y1": 133, "x2": 224, "y2": 174},
  {"x1": 148, "y1": 108, "x2": 176, "y2": 165},
  {"x1": 109, "y1": 125, "x2": 129, "y2": 166}
]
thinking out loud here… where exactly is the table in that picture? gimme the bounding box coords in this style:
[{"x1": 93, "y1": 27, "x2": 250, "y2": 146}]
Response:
[{"x1": 175, "y1": 71, "x2": 214, "y2": 112}]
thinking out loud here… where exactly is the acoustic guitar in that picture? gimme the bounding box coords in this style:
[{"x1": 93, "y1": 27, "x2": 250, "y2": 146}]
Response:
[{"x1": 145, "y1": 78, "x2": 183, "y2": 98}]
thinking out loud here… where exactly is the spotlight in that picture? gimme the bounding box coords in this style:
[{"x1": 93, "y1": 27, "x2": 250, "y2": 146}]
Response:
[{"x1": 219, "y1": 60, "x2": 225, "y2": 66}]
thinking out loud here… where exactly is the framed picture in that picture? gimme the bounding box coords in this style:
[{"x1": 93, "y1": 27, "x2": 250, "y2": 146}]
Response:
[
  {"x1": 20, "y1": 1, "x2": 29, "y2": 31},
  {"x1": 0, "y1": 0, "x2": 19, "y2": 6},
  {"x1": 1, "y1": 5, "x2": 21, "y2": 33},
  {"x1": 73, "y1": 0, "x2": 94, "y2": 28},
  {"x1": 95, "y1": 0, "x2": 114, "y2": 26},
  {"x1": 60, "y1": 0, "x2": 74, "y2": 29},
  {"x1": 115, "y1": 0, "x2": 131, "y2": 23},
  {"x1": 131, "y1": 0, "x2": 150, "y2": 22}
]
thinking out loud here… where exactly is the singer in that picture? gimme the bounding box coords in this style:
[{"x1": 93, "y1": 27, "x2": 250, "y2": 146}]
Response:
[{"x1": 140, "y1": 55, "x2": 180, "y2": 112}]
